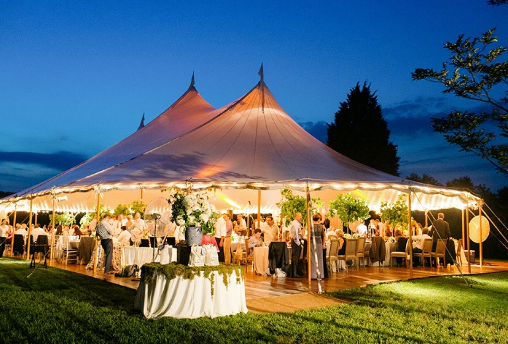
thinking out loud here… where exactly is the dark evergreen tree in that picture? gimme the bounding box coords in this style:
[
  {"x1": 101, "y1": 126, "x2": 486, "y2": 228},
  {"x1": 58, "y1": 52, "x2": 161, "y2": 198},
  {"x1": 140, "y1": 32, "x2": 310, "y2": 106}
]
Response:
[
  {"x1": 327, "y1": 82, "x2": 400, "y2": 175},
  {"x1": 406, "y1": 173, "x2": 443, "y2": 186}
]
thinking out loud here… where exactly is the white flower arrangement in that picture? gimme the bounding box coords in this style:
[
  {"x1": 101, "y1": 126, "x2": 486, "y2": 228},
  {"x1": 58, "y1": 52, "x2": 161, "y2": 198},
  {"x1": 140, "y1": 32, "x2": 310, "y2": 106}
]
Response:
[{"x1": 167, "y1": 190, "x2": 218, "y2": 236}]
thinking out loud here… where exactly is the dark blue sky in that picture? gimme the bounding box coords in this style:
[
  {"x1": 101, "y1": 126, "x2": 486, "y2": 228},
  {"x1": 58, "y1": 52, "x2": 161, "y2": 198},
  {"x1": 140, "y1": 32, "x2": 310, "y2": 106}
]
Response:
[{"x1": 1, "y1": 1, "x2": 507, "y2": 192}]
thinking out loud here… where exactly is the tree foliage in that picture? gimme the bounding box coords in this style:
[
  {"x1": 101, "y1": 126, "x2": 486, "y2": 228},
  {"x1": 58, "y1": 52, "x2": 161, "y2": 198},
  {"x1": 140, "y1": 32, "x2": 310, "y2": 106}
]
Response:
[
  {"x1": 276, "y1": 189, "x2": 322, "y2": 227},
  {"x1": 405, "y1": 173, "x2": 443, "y2": 186},
  {"x1": 380, "y1": 195, "x2": 409, "y2": 228},
  {"x1": 328, "y1": 193, "x2": 370, "y2": 227},
  {"x1": 327, "y1": 82, "x2": 400, "y2": 176},
  {"x1": 412, "y1": 28, "x2": 508, "y2": 177}
]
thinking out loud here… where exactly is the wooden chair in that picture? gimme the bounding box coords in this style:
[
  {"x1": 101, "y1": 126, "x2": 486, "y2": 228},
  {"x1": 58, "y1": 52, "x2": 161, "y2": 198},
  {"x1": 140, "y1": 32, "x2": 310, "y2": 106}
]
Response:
[
  {"x1": 432, "y1": 239, "x2": 447, "y2": 267},
  {"x1": 326, "y1": 239, "x2": 339, "y2": 273},
  {"x1": 356, "y1": 237, "x2": 367, "y2": 267},
  {"x1": 390, "y1": 239, "x2": 410, "y2": 267},
  {"x1": 413, "y1": 238, "x2": 433, "y2": 267},
  {"x1": 244, "y1": 238, "x2": 254, "y2": 268},
  {"x1": 338, "y1": 238, "x2": 358, "y2": 271}
]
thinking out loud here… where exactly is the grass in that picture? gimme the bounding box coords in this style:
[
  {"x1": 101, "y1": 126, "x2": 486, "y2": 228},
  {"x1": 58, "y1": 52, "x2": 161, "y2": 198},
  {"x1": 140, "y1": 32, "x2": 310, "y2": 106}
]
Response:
[{"x1": 1, "y1": 258, "x2": 507, "y2": 343}]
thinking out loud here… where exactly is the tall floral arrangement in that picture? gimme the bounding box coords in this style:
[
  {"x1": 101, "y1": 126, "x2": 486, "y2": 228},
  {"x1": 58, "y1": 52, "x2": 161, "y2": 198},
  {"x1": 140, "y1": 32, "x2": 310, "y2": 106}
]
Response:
[
  {"x1": 380, "y1": 195, "x2": 409, "y2": 228},
  {"x1": 328, "y1": 193, "x2": 370, "y2": 231},
  {"x1": 167, "y1": 190, "x2": 218, "y2": 236}
]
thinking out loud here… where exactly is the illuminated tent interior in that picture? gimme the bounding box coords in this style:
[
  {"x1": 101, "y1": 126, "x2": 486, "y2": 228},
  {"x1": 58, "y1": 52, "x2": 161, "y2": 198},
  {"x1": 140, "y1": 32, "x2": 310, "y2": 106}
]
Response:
[{"x1": 0, "y1": 73, "x2": 481, "y2": 218}]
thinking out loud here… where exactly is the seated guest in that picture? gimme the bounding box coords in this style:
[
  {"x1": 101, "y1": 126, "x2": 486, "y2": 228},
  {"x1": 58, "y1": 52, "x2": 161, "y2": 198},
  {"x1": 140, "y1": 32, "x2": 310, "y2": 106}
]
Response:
[
  {"x1": 30, "y1": 224, "x2": 46, "y2": 242},
  {"x1": 73, "y1": 225, "x2": 83, "y2": 237},
  {"x1": 412, "y1": 227, "x2": 432, "y2": 266},
  {"x1": 248, "y1": 229, "x2": 264, "y2": 254},
  {"x1": 356, "y1": 220, "x2": 368, "y2": 237},
  {"x1": 117, "y1": 226, "x2": 131, "y2": 246}
]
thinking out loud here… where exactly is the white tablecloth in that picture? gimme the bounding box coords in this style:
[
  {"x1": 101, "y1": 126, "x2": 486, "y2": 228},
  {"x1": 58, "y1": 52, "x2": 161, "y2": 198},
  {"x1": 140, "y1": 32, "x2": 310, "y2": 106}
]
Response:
[
  {"x1": 253, "y1": 246, "x2": 269, "y2": 275},
  {"x1": 121, "y1": 246, "x2": 177, "y2": 267},
  {"x1": 134, "y1": 269, "x2": 247, "y2": 319}
]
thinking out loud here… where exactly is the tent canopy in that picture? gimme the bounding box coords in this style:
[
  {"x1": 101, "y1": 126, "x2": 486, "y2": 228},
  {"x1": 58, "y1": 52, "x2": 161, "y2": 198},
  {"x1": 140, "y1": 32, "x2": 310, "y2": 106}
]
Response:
[{"x1": 0, "y1": 76, "x2": 480, "y2": 214}]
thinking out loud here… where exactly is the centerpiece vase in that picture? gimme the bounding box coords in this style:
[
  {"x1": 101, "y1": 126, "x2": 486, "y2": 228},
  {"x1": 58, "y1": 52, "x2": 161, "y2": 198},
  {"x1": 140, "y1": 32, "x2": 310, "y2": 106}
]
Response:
[{"x1": 185, "y1": 226, "x2": 203, "y2": 246}]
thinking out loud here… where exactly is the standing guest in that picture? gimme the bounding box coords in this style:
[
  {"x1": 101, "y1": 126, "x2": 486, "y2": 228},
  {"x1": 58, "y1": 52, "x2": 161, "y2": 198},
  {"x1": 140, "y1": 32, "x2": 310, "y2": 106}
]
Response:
[
  {"x1": 430, "y1": 213, "x2": 451, "y2": 251},
  {"x1": 248, "y1": 229, "x2": 264, "y2": 254},
  {"x1": 289, "y1": 212, "x2": 303, "y2": 278},
  {"x1": 117, "y1": 226, "x2": 132, "y2": 246},
  {"x1": 236, "y1": 214, "x2": 247, "y2": 229},
  {"x1": 310, "y1": 213, "x2": 325, "y2": 279},
  {"x1": 224, "y1": 214, "x2": 233, "y2": 264},
  {"x1": 99, "y1": 213, "x2": 115, "y2": 274},
  {"x1": 125, "y1": 215, "x2": 133, "y2": 230},
  {"x1": 263, "y1": 216, "x2": 279, "y2": 244},
  {"x1": 112, "y1": 215, "x2": 122, "y2": 237},
  {"x1": 215, "y1": 214, "x2": 227, "y2": 262},
  {"x1": 0, "y1": 219, "x2": 9, "y2": 258}
]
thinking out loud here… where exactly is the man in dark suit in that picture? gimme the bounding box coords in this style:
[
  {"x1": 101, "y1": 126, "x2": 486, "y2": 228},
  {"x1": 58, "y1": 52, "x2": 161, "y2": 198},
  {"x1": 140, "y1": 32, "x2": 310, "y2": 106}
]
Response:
[{"x1": 430, "y1": 213, "x2": 451, "y2": 251}]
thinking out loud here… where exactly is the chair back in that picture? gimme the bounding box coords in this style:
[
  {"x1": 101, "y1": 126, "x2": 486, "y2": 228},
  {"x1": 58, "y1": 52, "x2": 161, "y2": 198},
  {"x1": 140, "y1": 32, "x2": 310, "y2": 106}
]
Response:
[
  {"x1": 328, "y1": 235, "x2": 338, "y2": 240},
  {"x1": 345, "y1": 238, "x2": 358, "y2": 258},
  {"x1": 36, "y1": 235, "x2": 48, "y2": 245},
  {"x1": 357, "y1": 237, "x2": 365, "y2": 254},
  {"x1": 244, "y1": 238, "x2": 251, "y2": 256},
  {"x1": 422, "y1": 238, "x2": 433, "y2": 254},
  {"x1": 328, "y1": 239, "x2": 339, "y2": 259},
  {"x1": 435, "y1": 239, "x2": 447, "y2": 254},
  {"x1": 140, "y1": 238, "x2": 150, "y2": 247}
]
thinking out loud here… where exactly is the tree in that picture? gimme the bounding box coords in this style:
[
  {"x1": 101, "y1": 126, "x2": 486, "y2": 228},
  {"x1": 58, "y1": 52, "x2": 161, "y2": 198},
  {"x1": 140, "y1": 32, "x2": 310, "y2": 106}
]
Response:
[
  {"x1": 405, "y1": 173, "x2": 443, "y2": 186},
  {"x1": 327, "y1": 82, "x2": 400, "y2": 175},
  {"x1": 412, "y1": 28, "x2": 508, "y2": 177}
]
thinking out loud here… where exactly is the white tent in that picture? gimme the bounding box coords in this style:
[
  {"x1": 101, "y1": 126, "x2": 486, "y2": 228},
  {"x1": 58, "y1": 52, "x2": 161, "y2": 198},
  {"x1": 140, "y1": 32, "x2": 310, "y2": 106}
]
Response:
[{"x1": 0, "y1": 76, "x2": 480, "y2": 214}]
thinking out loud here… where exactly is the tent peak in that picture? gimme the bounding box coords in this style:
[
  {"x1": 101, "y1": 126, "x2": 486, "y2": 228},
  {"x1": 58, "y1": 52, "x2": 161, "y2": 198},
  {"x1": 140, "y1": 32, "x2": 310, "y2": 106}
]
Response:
[
  {"x1": 188, "y1": 72, "x2": 196, "y2": 91},
  {"x1": 137, "y1": 113, "x2": 145, "y2": 131}
]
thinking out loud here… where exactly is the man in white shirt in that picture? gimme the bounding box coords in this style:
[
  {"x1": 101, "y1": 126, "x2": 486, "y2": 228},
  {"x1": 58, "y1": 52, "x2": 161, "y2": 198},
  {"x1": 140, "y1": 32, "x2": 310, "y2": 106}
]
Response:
[
  {"x1": 117, "y1": 226, "x2": 132, "y2": 246},
  {"x1": 30, "y1": 224, "x2": 46, "y2": 242},
  {"x1": 262, "y1": 216, "x2": 279, "y2": 244},
  {"x1": 356, "y1": 220, "x2": 368, "y2": 237},
  {"x1": 289, "y1": 212, "x2": 303, "y2": 278},
  {"x1": 215, "y1": 214, "x2": 227, "y2": 262}
]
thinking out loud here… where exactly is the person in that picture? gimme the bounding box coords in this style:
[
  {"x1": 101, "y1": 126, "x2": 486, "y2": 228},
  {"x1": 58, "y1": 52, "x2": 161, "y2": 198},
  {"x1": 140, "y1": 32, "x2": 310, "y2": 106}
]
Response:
[
  {"x1": 412, "y1": 227, "x2": 432, "y2": 266},
  {"x1": 236, "y1": 214, "x2": 247, "y2": 230},
  {"x1": 0, "y1": 219, "x2": 9, "y2": 258},
  {"x1": 30, "y1": 223, "x2": 46, "y2": 242},
  {"x1": 132, "y1": 212, "x2": 145, "y2": 231},
  {"x1": 289, "y1": 212, "x2": 303, "y2": 278},
  {"x1": 224, "y1": 214, "x2": 233, "y2": 264},
  {"x1": 262, "y1": 216, "x2": 279, "y2": 244},
  {"x1": 215, "y1": 214, "x2": 227, "y2": 262},
  {"x1": 99, "y1": 213, "x2": 115, "y2": 274},
  {"x1": 356, "y1": 220, "x2": 368, "y2": 237},
  {"x1": 73, "y1": 225, "x2": 83, "y2": 237},
  {"x1": 248, "y1": 229, "x2": 263, "y2": 254},
  {"x1": 429, "y1": 213, "x2": 451, "y2": 251},
  {"x1": 16, "y1": 223, "x2": 28, "y2": 238},
  {"x1": 117, "y1": 226, "x2": 132, "y2": 246},
  {"x1": 310, "y1": 213, "x2": 325, "y2": 279},
  {"x1": 336, "y1": 230, "x2": 346, "y2": 270},
  {"x1": 112, "y1": 215, "x2": 122, "y2": 237},
  {"x1": 55, "y1": 225, "x2": 63, "y2": 236}
]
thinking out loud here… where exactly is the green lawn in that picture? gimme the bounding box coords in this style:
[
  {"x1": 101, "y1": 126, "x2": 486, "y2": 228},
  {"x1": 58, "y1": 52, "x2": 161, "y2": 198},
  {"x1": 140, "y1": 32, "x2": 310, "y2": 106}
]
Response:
[{"x1": 1, "y1": 258, "x2": 507, "y2": 343}]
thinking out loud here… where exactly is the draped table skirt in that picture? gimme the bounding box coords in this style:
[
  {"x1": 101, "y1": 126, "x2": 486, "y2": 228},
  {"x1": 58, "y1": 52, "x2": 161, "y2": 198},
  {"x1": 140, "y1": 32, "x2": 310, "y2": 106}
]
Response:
[
  {"x1": 134, "y1": 267, "x2": 248, "y2": 319},
  {"x1": 121, "y1": 246, "x2": 177, "y2": 267}
]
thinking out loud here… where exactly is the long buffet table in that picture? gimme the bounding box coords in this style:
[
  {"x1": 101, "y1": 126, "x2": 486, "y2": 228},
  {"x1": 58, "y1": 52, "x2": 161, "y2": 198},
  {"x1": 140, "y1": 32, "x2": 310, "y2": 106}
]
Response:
[{"x1": 134, "y1": 263, "x2": 247, "y2": 319}]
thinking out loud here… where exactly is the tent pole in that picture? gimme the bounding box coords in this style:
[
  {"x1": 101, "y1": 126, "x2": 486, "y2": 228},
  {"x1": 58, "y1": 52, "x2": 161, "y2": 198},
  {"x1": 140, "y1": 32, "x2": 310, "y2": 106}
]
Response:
[
  {"x1": 26, "y1": 197, "x2": 33, "y2": 260},
  {"x1": 140, "y1": 188, "x2": 144, "y2": 201},
  {"x1": 408, "y1": 192, "x2": 413, "y2": 277},
  {"x1": 50, "y1": 198, "x2": 56, "y2": 260},
  {"x1": 306, "y1": 186, "x2": 311, "y2": 283},
  {"x1": 461, "y1": 208, "x2": 465, "y2": 266},
  {"x1": 257, "y1": 190, "x2": 261, "y2": 229},
  {"x1": 479, "y1": 200, "x2": 483, "y2": 267},
  {"x1": 424, "y1": 210, "x2": 428, "y2": 228},
  {"x1": 466, "y1": 205, "x2": 471, "y2": 273},
  {"x1": 93, "y1": 190, "x2": 101, "y2": 275},
  {"x1": 10, "y1": 204, "x2": 17, "y2": 256}
]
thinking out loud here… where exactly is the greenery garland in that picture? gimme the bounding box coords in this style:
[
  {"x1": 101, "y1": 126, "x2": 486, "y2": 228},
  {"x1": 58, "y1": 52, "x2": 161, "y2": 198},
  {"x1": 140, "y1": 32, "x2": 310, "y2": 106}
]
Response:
[{"x1": 141, "y1": 263, "x2": 244, "y2": 297}]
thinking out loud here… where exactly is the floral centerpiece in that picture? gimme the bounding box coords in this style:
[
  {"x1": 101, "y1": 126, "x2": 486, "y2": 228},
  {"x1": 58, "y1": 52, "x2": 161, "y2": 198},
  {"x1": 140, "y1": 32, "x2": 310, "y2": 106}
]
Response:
[{"x1": 167, "y1": 190, "x2": 218, "y2": 245}]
